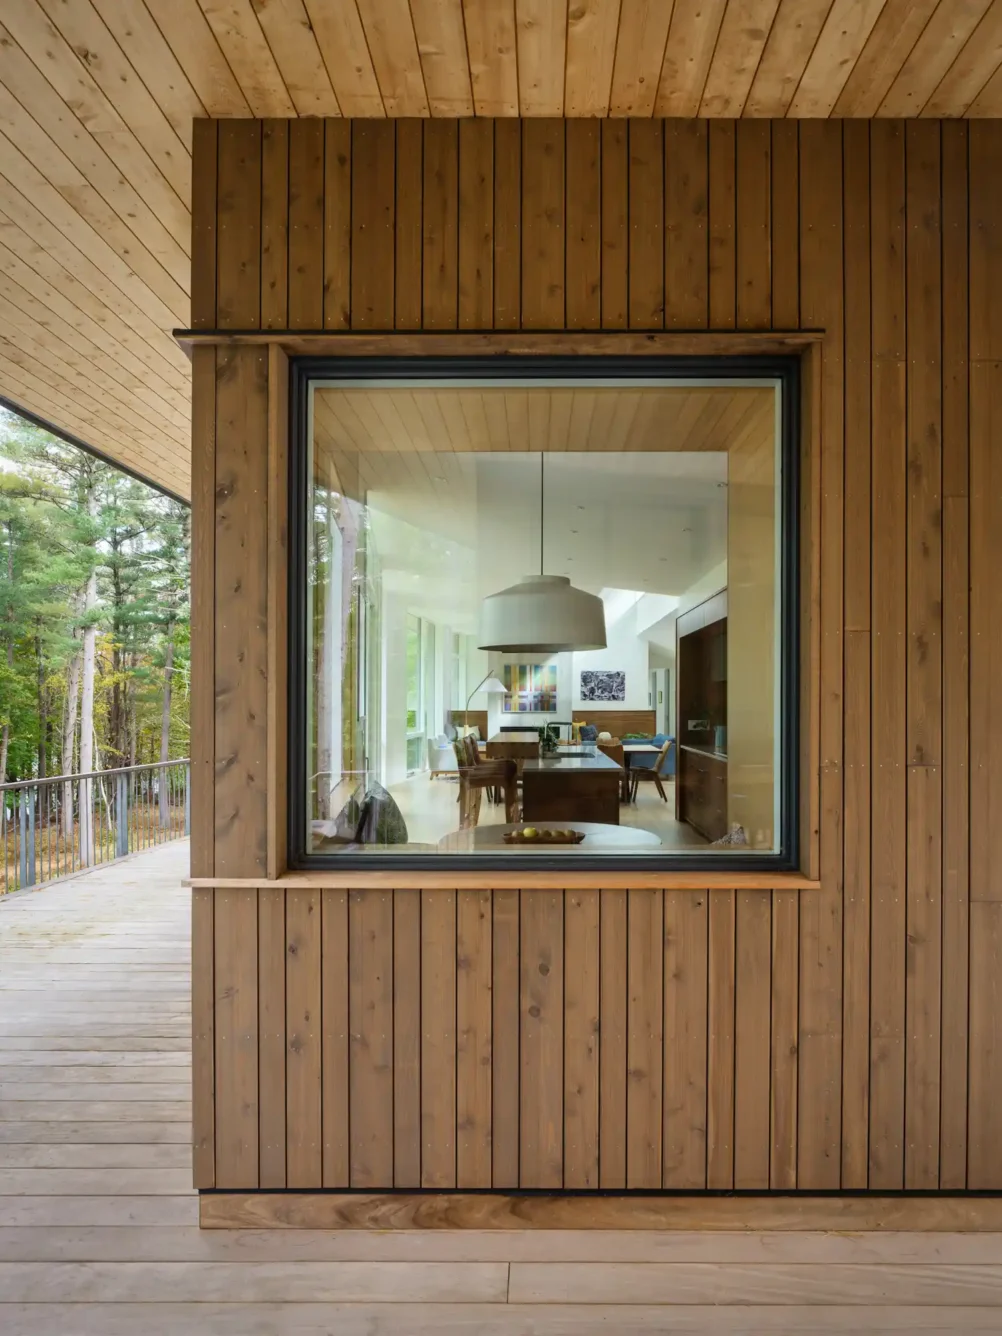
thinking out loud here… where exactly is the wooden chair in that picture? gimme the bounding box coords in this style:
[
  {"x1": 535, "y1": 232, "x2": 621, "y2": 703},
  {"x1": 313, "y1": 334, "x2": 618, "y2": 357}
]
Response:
[
  {"x1": 452, "y1": 737, "x2": 519, "y2": 829},
  {"x1": 629, "y1": 739, "x2": 674, "y2": 803},
  {"x1": 597, "y1": 739, "x2": 630, "y2": 802}
]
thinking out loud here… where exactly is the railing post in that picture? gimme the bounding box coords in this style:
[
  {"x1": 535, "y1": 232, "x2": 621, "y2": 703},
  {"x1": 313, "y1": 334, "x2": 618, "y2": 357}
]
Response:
[
  {"x1": 184, "y1": 763, "x2": 190, "y2": 836},
  {"x1": 116, "y1": 772, "x2": 129, "y2": 858},
  {"x1": 18, "y1": 790, "x2": 27, "y2": 890},
  {"x1": 26, "y1": 790, "x2": 35, "y2": 888},
  {"x1": 79, "y1": 777, "x2": 91, "y2": 868}
]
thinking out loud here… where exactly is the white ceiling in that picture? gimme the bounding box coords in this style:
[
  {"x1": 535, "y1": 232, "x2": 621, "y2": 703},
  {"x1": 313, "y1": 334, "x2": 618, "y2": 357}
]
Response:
[{"x1": 369, "y1": 451, "x2": 730, "y2": 634}]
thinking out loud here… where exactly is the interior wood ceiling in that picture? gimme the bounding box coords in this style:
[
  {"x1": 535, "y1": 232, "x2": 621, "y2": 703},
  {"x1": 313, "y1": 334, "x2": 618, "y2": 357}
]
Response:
[
  {"x1": 312, "y1": 385, "x2": 776, "y2": 506},
  {"x1": 0, "y1": 0, "x2": 1000, "y2": 498}
]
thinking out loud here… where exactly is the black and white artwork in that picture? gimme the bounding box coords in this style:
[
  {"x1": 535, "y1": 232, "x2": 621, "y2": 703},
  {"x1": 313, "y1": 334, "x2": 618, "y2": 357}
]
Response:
[{"x1": 580, "y1": 670, "x2": 626, "y2": 702}]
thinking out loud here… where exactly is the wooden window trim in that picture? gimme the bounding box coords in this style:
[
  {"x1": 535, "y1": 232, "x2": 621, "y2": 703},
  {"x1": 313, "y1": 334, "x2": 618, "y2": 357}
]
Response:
[{"x1": 209, "y1": 330, "x2": 823, "y2": 884}]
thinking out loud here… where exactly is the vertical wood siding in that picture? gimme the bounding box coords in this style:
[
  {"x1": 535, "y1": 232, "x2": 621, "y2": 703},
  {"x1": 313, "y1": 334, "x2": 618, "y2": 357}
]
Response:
[{"x1": 191, "y1": 118, "x2": 1001, "y2": 1192}]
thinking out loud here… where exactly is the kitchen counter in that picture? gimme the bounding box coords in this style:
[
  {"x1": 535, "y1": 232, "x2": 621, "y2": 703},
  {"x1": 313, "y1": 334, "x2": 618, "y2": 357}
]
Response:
[
  {"x1": 522, "y1": 751, "x2": 622, "y2": 773},
  {"x1": 680, "y1": 744, "x2": 729, "y2": 762},
  {"x1": 521, "y1": 749, "x2": 623, "y2": 824}
]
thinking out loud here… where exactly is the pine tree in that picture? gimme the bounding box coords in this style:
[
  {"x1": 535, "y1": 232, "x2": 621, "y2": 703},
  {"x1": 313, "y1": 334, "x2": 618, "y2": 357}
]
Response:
[{"x1": 0, "y1": 410, "x2": 190, "y2": 834}]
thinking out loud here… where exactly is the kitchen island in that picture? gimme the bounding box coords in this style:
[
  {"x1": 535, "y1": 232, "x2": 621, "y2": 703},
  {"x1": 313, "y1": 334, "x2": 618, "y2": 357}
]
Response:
[{"x1": 521, "y1": 749, "x2": 623, "y2": 825}]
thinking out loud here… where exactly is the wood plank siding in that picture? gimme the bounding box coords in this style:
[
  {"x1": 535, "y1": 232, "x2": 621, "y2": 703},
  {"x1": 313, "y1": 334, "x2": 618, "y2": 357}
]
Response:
[{"x1": 191, "y1": 118, "x2": 1002, "y2": 1195}]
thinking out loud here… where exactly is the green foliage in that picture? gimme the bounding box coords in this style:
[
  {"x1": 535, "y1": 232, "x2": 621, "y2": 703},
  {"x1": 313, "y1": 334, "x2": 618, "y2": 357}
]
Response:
[{"x1": 0, "y1": 410, "x2": 190, "y2": 782}]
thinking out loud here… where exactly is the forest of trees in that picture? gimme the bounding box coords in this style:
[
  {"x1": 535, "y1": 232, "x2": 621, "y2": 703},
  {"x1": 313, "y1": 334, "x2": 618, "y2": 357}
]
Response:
[{"x1": 0, "y1": 409, "x2": 190, "y2": 787}]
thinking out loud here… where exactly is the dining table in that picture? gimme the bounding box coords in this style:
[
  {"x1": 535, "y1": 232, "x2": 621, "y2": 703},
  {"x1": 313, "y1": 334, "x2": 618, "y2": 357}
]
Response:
[{"x1": 438, "y1": 821, "x2": 662, "y2": 852}]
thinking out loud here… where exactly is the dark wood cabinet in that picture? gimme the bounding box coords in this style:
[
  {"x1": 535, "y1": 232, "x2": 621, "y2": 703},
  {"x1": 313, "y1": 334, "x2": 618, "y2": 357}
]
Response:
[
  {"x1": 676, "y1": 588, "x2": 728, "y2": 842},
  {"x1": 677, "y1": 746, "x2": 728, "y2": 843}
]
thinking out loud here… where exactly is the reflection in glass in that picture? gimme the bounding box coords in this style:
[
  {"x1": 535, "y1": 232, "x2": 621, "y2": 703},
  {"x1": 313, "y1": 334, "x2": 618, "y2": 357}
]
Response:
[{"x1": 304, "y1": 380, "x2": 784, "y2": 858}]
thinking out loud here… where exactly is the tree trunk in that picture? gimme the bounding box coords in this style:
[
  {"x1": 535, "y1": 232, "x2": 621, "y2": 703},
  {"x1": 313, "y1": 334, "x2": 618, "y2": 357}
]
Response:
[
  {"x1": 109, "y1": 545, "x2": 125, "y2": 765},
  {"x1": 0, "y1": 520, "x2": 12, "y2": 784},
  {"x1": 36, "y1": 621, "x2": 46, "y2": 780},
  {"x1": 159, "y1": 625, "x2": 174, "y2": 827},
  {"x1": 62, "y1": 643, "x2": 81, "y2": 842},
  {"x1": 78, "y1": 476, "x2": 98, "y2": 866}
]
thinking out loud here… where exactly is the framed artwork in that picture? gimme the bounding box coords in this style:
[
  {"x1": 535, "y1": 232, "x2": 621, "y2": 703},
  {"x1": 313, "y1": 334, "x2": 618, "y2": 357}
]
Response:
[
  {"x1": 502, "y1": 663, "x2": 558, "y2": 713},
  {"x1": 580, "y1": 669, "x2": 626, "y2": 702}
]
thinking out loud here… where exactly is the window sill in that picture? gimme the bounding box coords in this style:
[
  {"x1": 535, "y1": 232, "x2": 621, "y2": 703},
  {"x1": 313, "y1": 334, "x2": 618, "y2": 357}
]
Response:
[{"x1": 188, "y1": 870, "x2": 820, "y2": 892}]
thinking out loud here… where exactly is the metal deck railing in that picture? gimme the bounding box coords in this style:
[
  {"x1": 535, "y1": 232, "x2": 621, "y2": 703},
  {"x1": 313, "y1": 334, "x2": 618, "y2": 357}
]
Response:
[{"x1": 0, "y1": 759, "x2": 190, "y2": 894}]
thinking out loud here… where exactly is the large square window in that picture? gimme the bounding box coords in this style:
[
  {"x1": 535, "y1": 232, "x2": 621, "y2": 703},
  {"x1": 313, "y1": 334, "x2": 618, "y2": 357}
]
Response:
[{"x1": 290, "y1": 357, "x2": 799, "y2": 869}]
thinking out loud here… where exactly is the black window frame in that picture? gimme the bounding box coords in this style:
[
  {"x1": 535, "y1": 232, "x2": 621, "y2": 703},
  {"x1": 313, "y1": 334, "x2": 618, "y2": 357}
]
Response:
[{"x1": 288, "y1": 353, "x2": 801, "y2": 873}]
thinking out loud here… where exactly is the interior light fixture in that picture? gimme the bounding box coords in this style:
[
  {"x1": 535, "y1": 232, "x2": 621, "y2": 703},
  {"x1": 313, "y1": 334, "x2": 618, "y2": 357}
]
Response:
[
  {"x1": 478, "y1": 456, "x2": 607, "y2": 654},
  {"x1": 465, "y1": 672, "x2": 507, "y2": 716}
]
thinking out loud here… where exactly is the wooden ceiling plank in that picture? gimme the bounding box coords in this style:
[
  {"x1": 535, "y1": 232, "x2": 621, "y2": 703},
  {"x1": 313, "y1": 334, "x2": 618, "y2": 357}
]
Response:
[
  {"x1": 301, "y1": 0, "x2": 383, "y2": 116},
  {"x1": 458, "y1": 389, "x2": 492, "y2": 451},
  {"x1": 0, "y1": 102, "x2": 188, "y2": 318},
  {"x1": 833, "y1": 0, "x2": 939, "y2": 117},
  {"x1": 195, "y1": 0, "x2": 297, "y2": 116},
  {"x1": 356, "y1": 0, "x2": 430, "y2": 117},
  {"x1": 374, "y1": 390, "x2": 425, "y2": 451},
  {"x1": 655, "y1": 0, "x2": 728, "y2": 117},
  {"x1": 481, "y1": 388, "x2": 510, "y2": 449},
  {"x1": 564, "y1": 0, "x2": 620, "y2": 116},
  {"x1": 744, "y1": 0, "x2": 834, "y2": 117},
  {"x1": 0, "y1": 203, "x2": 190, "y2": 388},
  {"x1": 140, "y1": 0, "x2": 252, "y2": 114},
  {"x1": 437, "y1": 389, "x2": 475, "y2": 452},
  {"x1": 0, "y1": 377, "x2": 187, "y2": 495},
  {"x1": 32, "y1": 0, "x2": 191, "y2": 207},
  {"x1": 923, "y1": 0, "x2": 1002, "y2": 117},
  {"x1": 410, "y1": 0, "x2": 475, "y2": 116},
  {"x1": 968, "y1": 56, "x2": 1002, "y2": 114},
  {"x1": 0, "y1": 261, "x2": 187, "y2": 426},
  {"x1": 409, "y1": 390, "x2": 454, "y2": 452},
  {"x1": 0, "y1": 237, "x2": 189, "y2": 416},
  {"x1": 365, "y1": 393, "x2": 431, "y2": 491},
  {"x1": 463, "y1": 0, "x2": 519, "y2": 116},
  {"x1": 0, "y1": 203, "x2": 187, "y2": 403},
  {"x1": 0, "y1": 348, "x2": 186, "y2": 477},
  {"x1": 89, "y1": 0, "x2": 207, "y2": 149},
  {"x1": 516, "y1": 0, "x2": 568, "y2": 116},
  {"x1": 0, "y1": 295, "x2": 188, "y2": 443},
  {"x1": 0, "y1": 329, "x2": 187, "y2": 464},
  {"x1": 0, "y1": 144, "x2": 189, "y2": 339},
  {"x1": 0, "y1": 243, "x2": 189, "y2": 424},
  {"x1": 0, "y1": 8, "x2": 189, "y2": 231},
  {"x1": 249, "y1": 0, "x2": 342, "y2": 116},
  {"x1": 788, "y1": 0, "x2": 888, "y2": 117},
  {"x1": 0, "y1": 387, "x2": 188, "y2": 496},
  {"x1": 609, "y1": 0, "x2": 675, "y2": 117},
  {"x1": 0, "y1": 18, "x2": 190, "y2": 268},
  {"x1": 0, "y1": 350, "x2": 186, "y2": 475},
  {"x1": 0, "y1": 88, "x2": 188, "y2": 309},
  {"x1": 700, "y1": 0, "x2": 781, "y2": 117},
  {"x1": 526, "y1": 387, "x2": 551, "y2": 451},
  {"x1": 879, "y1": 0, "x2": 992, "y2": 116}
]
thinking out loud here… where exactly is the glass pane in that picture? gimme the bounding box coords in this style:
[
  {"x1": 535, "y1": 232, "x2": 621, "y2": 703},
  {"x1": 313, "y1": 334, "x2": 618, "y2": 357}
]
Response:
[{"x1": 304, "y1": 378, "x2": 787, "y2": 858}]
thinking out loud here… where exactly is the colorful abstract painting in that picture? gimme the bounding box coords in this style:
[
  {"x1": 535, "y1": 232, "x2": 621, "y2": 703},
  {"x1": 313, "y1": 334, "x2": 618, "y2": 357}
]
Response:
[{"x1": 501, "y1": 663, "x2": 558, "y2": 713}]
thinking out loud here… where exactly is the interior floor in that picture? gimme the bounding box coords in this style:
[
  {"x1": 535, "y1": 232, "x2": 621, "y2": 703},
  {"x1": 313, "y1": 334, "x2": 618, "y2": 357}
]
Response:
[{"x1": 390, "y1": 773, "x2": 710, "y2": 851}]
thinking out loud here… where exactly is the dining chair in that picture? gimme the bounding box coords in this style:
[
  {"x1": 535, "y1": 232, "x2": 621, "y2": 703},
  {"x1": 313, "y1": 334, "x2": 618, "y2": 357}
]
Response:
[
  {"x1": 629, "y1": 739, "x2": 674, "y2": 803},
  {"x1": 597, "y1": 739, "x2": 630, "y2": 802},
  {"x1": 452, "y1": 737, "x2": 519, "y2": 828}
]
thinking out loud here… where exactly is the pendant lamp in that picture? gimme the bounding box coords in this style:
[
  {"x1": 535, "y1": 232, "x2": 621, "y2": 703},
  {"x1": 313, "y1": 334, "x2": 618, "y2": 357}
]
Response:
[{"x1": 478, "y1": 456, "x2": 607, "y2": 653}]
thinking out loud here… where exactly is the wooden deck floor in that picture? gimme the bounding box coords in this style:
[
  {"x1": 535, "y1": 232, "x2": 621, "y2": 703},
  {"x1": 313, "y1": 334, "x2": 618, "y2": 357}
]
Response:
[{"x1": 2, "y1": 844, "x2": 1002, "y2": 1333}]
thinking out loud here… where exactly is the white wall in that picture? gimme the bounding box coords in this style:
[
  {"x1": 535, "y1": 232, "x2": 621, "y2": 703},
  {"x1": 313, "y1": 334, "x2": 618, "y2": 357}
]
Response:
[
  {"x1": 379, "y1": 591, "x2": 409, "y2": 787},
  {"x1": 474, "y1": 598, "x2": 653, "y2": 735},
  {"x1": 573, "y1": 601, "x2": 650, "y2": 711}
]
